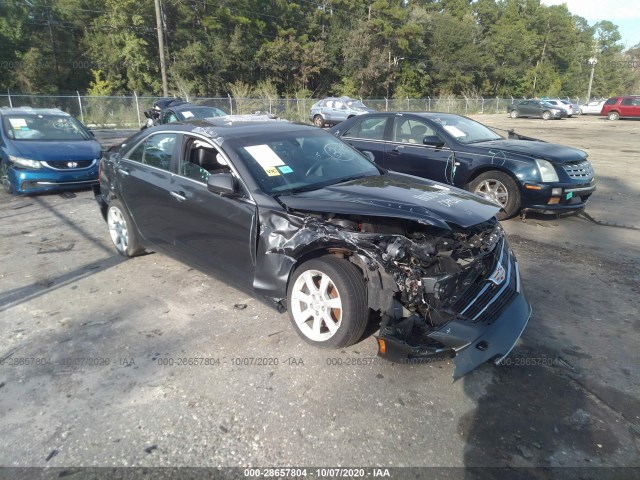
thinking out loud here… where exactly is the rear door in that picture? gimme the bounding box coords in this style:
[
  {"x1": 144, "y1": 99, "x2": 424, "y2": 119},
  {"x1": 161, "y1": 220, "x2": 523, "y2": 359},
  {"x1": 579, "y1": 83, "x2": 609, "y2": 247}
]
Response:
[
  {"x1": 383, "y1": 116, "x2": 451, "y2": 183},
  {"x1": 619, "y1": 97, "x2": 640, "y2": 117},
  {"x1": 340, "y1": 115, "x2": 389, "y2": 165},
  {"x1": 165, "y1": 135, "x2": 257, "y2": 287},
  {"x1": 117, "y1": 132, "x2": 179, "y2": 248}
]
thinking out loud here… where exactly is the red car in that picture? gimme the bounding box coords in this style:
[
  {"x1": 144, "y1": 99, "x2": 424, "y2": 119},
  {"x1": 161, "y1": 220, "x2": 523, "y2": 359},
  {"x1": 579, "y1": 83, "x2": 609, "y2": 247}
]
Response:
[{"x1": 600, "y1": 96, "x2": 640, "y2": 120}]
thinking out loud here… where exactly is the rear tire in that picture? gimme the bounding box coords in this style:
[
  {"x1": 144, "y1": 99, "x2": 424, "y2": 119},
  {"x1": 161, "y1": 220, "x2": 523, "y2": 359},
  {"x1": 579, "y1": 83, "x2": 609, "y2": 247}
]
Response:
[
  {"x1": 287, "y1": 256, "x2": 368, "y2": 348},
  {"x1": 510, "y1": 110, "x2": 519, "y2": 119},
  {"x1": 542, "y1": 110, "x2": 551, "y2": 120},
  {"x1": 313, "y1": 115, "x2": 325, "y2": 128},
  {"x1": 608, "y1": 111, "x2": 620, "y2": 121},
  {"x1": 469, "y1": 171, "x2": 521, "y2": 220},
  {"x1": 107, "y1": 199, "x2": 144, "y2": 257}
]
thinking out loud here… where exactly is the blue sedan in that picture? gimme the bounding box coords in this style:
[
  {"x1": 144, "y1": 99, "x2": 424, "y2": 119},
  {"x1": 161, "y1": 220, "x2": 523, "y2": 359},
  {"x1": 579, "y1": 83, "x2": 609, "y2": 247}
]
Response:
[
  {"x1": 330, "y1": 112, "x2": 596, "y2": 219},
  {"x1": 0, "y1": 107, "x2": 101, "y2": 195}
]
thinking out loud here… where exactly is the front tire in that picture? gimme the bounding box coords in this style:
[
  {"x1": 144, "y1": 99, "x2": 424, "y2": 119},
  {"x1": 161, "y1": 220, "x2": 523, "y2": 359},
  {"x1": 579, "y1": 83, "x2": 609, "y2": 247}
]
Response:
[
  {"x1": 107, "y1": 199, "x2": 144, "y2": 257},
  {"x1": 287, "y1": 256, "x2": 368, "y2": 348},
  {"x1": 313, "y1": 115, "x2": 325, "y2": 128},
  {"x1": 608, "y1": 111, "x2": 620, "y2": 121},
  {"x1": 510, "y1": 109, "x2": 519, "y2": 119},
  {"x1": 469, "y1": 171, "x2": 521, "y2": 220},
  {"x1": 0, "y1": 161, "x2": 13, "y2": 194},
  {"x1": 542, "y1": 110, "x2": 552, "y2": 120}
]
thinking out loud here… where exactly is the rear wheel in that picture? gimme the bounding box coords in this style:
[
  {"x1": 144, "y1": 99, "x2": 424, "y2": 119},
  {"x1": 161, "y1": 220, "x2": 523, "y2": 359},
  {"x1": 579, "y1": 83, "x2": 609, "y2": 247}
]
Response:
[
  {"x1": 608, "y1": 111, "x2": 620, "y2": 121},
  {"x1": 510, "y1": 109, "x2": 519, "y2": 119},
  {"x1": 313, "y1": 115, "x2": 325, "y2": 128},
  {"x1": 287, "y1": 256, "x2": 368, "y2": 348},
  {"x1": 107, "y1": 199, "x2": 144, "y2": 257},
  {"x1": 469, "y1": 171, "x2": 521, "y2": 220},
  {"x1": 542, "y1": 110, "x2": 552, "y2": 120},
  {"x1": 0, "y1": 161, "x2": 13, "y2": 194}
]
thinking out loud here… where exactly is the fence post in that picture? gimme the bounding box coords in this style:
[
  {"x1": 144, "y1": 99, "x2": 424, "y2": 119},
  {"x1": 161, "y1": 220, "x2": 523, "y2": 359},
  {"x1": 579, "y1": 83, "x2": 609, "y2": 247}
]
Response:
[
  {"x1": 481, "y1": 97, "x2": 485, "y2": 114},
  {"x1": 428, "y1": 96, "x2": 431, "y2": 111},
  {"x1": 7, "y1": 89, "x2": 12, "y2": 108},
  {"x1": 228, "y1": 93, "x2": 233, "y2": 115},
  {"x1": 76, "y1": 91, "x2": 84, "y2": 124},
  {"x1": 384, "y1": 97, "x2": 388, "y2": 111},
  {"x1": 407, "y1": 97, "x2": 410, "y2": 110},
  {"x1": 496, "y1": 96, "x2": 499, "y2": 114},
  {"x1": 269, "y1": 98, "x2": 272, "y2": 115},
  {"x1": 134, "y1": 91, "x2": 141, "y2": 128},
  {"x1": 464, "y1": 95, "x2": 468, "y2": 114}
]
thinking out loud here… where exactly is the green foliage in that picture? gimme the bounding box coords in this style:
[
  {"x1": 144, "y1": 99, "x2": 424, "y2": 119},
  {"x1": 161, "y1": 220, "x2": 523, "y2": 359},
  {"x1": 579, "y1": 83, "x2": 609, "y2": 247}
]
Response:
[{"x1": 1, "y1": 0, "x2": 637, "y2": 98}]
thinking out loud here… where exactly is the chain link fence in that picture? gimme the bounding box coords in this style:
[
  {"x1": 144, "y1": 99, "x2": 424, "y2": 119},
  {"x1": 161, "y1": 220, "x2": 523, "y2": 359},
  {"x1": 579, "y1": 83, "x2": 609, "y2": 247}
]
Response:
[{"x1": 0, "y1": 93, "x2": 585, "y2": 128}]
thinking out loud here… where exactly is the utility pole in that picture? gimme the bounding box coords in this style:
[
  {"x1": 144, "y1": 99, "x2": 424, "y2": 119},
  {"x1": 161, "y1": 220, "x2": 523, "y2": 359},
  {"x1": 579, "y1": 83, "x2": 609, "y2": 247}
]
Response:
[
  {"x1": 154, "y1": 0, "x2": 169, "y2": 96},
  {"x1": 586, "y1": 38, "x2": 599, "y2": 102}
]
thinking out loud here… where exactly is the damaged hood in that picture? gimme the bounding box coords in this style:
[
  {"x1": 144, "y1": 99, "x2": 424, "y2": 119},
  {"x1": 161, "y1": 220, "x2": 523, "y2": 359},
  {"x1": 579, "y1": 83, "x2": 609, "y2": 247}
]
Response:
[
  {"x1": 278, "y1": 173, "x2": 500, "y2": 229},
  {"x1": 471, "y1": 139, "x2": 587, "y2": 164}
]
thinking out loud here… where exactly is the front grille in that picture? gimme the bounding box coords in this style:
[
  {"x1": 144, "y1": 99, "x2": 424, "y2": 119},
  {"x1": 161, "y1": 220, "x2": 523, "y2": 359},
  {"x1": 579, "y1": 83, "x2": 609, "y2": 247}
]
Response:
[
  {"x1": 562, "y1": 160, "x2": 594, "y2": 179},
  {"x1": 453, "y1": 239, "x2": 519, "y2": 326},
  {"x1": 42, "y1": 160, "x2": 96, "y2": 170}
]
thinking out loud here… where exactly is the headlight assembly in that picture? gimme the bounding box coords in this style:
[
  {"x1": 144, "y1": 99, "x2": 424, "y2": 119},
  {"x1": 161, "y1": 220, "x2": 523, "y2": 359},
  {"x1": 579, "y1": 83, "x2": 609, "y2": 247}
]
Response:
[
  {"x1": 9, "y1": 155, "x2": 42, "y2": 170},
  {"x1": 535, "y1": 159, "x2": 559, "y2": 182}
]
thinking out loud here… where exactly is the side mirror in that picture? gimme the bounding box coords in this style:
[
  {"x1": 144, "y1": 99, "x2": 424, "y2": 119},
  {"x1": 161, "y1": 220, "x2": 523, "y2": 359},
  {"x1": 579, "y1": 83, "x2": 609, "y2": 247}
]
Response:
[
  {"x1": 207, "y1": 173, "x2": 238, "y2": 197},
  {"x1": 423, "y1": 135, "x2": 445, "y2": 148}
]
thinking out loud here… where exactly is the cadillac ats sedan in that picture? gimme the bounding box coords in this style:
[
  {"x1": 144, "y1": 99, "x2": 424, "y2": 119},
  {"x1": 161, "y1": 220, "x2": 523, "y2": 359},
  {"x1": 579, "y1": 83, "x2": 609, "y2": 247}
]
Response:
[{"x1": 95, "y1": 118, "x2": 531, "y2": 378}]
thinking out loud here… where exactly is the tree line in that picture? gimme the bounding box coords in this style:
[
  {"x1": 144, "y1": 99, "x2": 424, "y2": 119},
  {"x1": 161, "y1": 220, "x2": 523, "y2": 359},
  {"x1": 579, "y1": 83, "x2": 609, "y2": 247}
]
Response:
[{"x1": 1, "y1": 0, "x2": 638, "y2": 99}]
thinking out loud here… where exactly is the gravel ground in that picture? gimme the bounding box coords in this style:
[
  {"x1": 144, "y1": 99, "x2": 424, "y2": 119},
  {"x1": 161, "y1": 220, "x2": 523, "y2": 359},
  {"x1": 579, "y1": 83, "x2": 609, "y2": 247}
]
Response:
[{"x1": 0, "y1": 114, "x2": 638, "y2": 476}]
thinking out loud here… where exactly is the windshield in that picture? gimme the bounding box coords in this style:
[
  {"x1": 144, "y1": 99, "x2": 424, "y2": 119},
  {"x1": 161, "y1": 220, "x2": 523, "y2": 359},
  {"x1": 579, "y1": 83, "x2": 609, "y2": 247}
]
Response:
[
  {"x1": 228, "y1": 129, "x2": 380, "y2": 196},
  {"x1": 179, "y1": 107, "x2": 227, "y2": 120},
  {"x1": 432, "y1": 115, "x2": 502, "y2": 144},
  {"x1": 3, "y1": 114, "x2": 92, "y2": 141}
]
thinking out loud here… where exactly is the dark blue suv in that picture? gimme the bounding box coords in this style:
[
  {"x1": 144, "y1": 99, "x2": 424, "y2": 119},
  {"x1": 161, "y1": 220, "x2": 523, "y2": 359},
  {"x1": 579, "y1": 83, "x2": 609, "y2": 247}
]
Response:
[{"x1": 0, "y1": 107, "x2": 101, "y2": 195}]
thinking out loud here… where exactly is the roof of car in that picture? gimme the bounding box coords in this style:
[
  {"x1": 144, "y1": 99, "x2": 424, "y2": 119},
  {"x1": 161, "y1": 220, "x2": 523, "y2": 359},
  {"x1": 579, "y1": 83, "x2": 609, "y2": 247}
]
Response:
[
  {"x1": 145, "y1": 117, "x2": 311, "y2": 139},
  {"x1": 0, "y1": 107, "x2": 70, "y2": 116},
  {"x1": 170, "y1": 103, "x2": 223, "y2": 112}
]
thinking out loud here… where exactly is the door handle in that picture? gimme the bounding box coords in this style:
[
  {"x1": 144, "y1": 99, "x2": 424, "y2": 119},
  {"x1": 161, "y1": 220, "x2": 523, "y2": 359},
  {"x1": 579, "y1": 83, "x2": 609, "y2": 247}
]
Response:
[
  {"x1": 117, "y1": 167, "x2": 130, "y2": 176},
  {"x1": 170, "y1": 191, "x2": 186, "y2": 202},
  {"x1": 388, "y1": 149, "x2": 401, "y2": 156}
]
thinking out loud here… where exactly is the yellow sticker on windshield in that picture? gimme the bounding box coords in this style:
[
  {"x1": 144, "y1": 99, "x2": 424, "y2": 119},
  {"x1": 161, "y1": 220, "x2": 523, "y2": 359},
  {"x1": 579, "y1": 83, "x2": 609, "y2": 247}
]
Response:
[{"x1": 264, "y1": 166, "x2": 281, "y2": 176}]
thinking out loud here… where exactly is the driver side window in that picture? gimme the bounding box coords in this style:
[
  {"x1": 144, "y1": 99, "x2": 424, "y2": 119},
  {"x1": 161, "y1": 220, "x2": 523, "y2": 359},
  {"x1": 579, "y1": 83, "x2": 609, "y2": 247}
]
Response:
[{"x1": 392, "y1": 118, "x2": 435, "y2": 144}]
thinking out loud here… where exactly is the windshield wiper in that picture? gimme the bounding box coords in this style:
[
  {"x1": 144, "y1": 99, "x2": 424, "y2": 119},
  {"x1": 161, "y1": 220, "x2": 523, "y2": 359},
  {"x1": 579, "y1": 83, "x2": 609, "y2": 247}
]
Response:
[{"x1": 332, "y1": 174, "x2": 368, "y2": 185}]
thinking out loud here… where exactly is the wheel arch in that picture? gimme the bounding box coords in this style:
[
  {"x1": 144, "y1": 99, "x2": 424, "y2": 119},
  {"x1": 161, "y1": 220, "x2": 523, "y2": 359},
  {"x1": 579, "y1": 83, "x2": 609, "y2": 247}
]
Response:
[{"x1": 462, "y1": 165, "x2": 522, "y2": 191}]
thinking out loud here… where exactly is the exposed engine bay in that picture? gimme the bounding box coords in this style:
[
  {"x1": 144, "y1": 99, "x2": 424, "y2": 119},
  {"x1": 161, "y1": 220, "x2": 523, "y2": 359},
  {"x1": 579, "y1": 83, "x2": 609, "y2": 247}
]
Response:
[{"x1": 261, "y1": 208, "x2": 526, "y2": 378}]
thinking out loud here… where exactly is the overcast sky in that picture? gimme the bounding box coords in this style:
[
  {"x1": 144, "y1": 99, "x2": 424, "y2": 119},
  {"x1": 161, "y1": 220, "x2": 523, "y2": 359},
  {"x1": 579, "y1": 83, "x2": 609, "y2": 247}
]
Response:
[{"x1": 542, "y1": 0, "x2": 640, "y2": 50}]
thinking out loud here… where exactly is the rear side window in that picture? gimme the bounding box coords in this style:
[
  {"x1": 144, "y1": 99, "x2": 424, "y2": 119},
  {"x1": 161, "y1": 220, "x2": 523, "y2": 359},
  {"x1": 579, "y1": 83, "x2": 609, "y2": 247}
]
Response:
[
  {"x1": 344, "y1": 117, "x2": 387, "y2": 140},
  {"x1": 604, "y1": 98, "x2": 618, "y2": 105},
  {"x1": 126, "y1": 133, "x2": 177, "y2": 171}
]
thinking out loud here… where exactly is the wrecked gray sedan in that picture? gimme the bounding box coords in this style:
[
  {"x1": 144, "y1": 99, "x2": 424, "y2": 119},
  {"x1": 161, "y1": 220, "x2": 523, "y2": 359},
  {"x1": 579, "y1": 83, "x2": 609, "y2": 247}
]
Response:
[{"x1": 95, "y1": 119, "x2": 531, "y2": 378}]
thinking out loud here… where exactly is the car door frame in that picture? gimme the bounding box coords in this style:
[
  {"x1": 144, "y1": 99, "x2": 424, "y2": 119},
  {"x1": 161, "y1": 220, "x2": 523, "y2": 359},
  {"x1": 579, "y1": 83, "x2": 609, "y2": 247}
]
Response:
[
  {"x1": 382, "y1": 114, "x2": 454, "y2": 184},
  {"x1": 115, "y1": 130, "x2": 181, "y2": 249},
  {"x1": 165, "y1": 132, "x2": 259, "y2": 290},
  {"x1": 339, "y1": 113, "x2": 392, "y2": 167}
]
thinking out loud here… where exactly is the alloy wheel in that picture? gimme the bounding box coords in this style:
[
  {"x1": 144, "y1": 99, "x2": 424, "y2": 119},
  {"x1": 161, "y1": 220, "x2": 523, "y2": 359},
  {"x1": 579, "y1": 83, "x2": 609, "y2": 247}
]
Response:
[
  {"x1": 290, "y1": 269, "x2": 343, "y2": 342},
  {"x1": 108, "y1": 206, "x2": 129, "y2": 253},
  {"x1": 474, "y1": 179, "x2": 509, "y2": 207}
]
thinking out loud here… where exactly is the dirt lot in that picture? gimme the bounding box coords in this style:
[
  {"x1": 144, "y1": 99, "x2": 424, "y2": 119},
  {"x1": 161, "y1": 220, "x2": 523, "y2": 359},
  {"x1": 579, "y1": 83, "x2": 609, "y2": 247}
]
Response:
[{"x1": 0, "y1": 115, "x2": 639, "y2": 477}]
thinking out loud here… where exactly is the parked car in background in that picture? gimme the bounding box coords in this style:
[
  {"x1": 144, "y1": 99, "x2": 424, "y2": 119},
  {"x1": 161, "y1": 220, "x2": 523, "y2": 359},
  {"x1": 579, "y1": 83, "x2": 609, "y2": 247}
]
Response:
[
  {"x1": 95, "y1": 118, "x2": 531, "y2": 379},
  {"x1": 330, "y1": 112, "x2": 595, "y2": 219},
  {"x1": 143, "y1": 100, "x2": 227, "y2": 129},
  {"x1": 579, "y1": 99, "x2": 606, "y2": 115},
  {"x1": 541, "y1": 99, "x2": 574, "y2": 117},
  {"x1": 0, "y1": 107, "x2": 101, "y2": 195},
  {"x1": 309, "y1": 97, "x2": 375, "y2": 128},
  {"x1": 507, "y1": 100, "x2": 567, "y2": 120},
  {"x1": 600, "y1": 96, "x2": 640, "y2": 120}
]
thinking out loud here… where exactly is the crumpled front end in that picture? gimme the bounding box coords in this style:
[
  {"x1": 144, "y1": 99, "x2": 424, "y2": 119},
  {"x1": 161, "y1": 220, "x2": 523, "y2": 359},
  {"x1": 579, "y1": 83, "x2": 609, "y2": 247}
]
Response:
[
  {"x1": 374, "y1": 228, "x2": 531, "y2": 379},
  {"x1": 254, "y1": 203, "x2": 530, "y2": 378}
]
